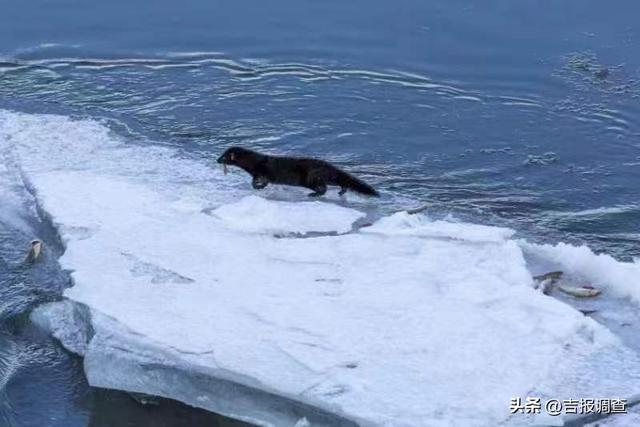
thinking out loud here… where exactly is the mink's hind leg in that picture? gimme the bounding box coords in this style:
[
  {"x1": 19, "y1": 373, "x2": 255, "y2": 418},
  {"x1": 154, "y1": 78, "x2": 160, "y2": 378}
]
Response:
[
  {"x1": 252, "y1": 176, "x2": 269, "y2": 190},
  {"x1": 306, "y1": 170, "x2": 327, "y2": 197},
  {"x1": 339, "y1": 187, "x2": 347, "y2": 196},
  {"x1": 307, "y1": 181, "x2": 327, "y2": 197}
]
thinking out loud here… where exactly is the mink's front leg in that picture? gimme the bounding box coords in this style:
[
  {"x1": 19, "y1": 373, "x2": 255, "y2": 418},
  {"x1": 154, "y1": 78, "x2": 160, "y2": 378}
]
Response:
[{"x1": 252, "y1": 175, "x2": 269, "y2": 189}]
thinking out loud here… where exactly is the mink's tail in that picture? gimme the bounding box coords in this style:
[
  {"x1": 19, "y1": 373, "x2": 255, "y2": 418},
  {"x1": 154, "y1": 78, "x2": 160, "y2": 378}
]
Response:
[{"x1": 338, "y1": 171, "x2": 380, "y2": 197}]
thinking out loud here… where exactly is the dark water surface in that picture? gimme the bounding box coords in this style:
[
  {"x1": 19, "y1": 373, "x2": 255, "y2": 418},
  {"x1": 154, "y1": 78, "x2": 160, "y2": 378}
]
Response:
[{"x1": 1, "y1": 0, "x2": 639, "y2": 425}]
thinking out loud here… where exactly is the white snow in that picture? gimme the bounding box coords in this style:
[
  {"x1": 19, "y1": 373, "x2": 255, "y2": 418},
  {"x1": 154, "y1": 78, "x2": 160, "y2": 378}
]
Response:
[
  {"x1": 520, "y1": 241, "x2": 640, "y2": 305},
  {"x1": 3, "y1": 110, "x2": 640, "y2": 427},
  {"x1": 211, "y1": 195, "x2": 364, "y2": 235},
  {"x1": 363, "y1": 211, "x2": 515, "y2": 243}
]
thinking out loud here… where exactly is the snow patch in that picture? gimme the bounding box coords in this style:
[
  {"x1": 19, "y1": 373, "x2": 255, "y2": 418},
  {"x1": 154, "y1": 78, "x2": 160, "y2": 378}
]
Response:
[
  {"x1": 212, "y1": 195, "x2": 364, "y2": 235},
  {"x1": 364, "y1": 211, "x2": 515, "y2": 242}
]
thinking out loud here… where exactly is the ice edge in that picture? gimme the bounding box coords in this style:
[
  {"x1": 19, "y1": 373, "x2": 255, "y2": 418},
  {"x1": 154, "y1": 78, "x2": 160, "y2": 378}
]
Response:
[{"x1": 33, "y1": 296, "x2": 369, "y2": 427}]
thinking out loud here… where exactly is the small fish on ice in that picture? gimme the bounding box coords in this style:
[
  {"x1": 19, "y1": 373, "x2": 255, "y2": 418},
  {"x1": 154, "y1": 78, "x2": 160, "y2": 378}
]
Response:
[
  {"x1": 557, "y1": 284, "x2": 601, "y2": 298},
  {"x1": 532, "y1": 271, "x2": 601, "y2": 298}
]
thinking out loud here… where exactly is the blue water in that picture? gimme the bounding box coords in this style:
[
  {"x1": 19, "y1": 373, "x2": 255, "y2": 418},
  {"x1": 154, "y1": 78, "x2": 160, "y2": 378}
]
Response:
[{"x1": 1, "y1": 0, "x2": 639, "y2": 425}]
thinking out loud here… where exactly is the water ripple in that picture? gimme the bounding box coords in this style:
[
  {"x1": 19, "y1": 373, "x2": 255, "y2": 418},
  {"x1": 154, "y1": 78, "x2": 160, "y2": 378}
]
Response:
[{"x1": 3, "y1": 51, "x2": 473, "y2": 102}]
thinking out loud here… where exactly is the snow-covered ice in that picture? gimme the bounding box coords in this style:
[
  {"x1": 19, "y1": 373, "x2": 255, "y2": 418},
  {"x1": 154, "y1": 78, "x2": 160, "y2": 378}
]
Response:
[
  {"x1": 363, "y1": 211, "x2": 515, "y2": 243},
  {"x1": 520, "y1": 241, "x2": 640, "y2": 305},
  {"x1": 211, "y1": 195, "x2": 365, "y2": 235},
  {"x1": 2, "y1": 110, "x2": 640, "y2": 426}
]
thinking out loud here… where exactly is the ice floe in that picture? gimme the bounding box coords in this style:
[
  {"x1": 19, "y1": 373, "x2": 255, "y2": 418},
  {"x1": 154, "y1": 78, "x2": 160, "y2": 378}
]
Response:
[{"x1": 2, "y1": 110, "x2": 640, "y2": 426}]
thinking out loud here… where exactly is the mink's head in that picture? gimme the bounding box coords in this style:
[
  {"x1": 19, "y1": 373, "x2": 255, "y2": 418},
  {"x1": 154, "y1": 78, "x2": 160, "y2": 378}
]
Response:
[{"x1": 216, "y1": 146, "x2": 256, "y2": 166}]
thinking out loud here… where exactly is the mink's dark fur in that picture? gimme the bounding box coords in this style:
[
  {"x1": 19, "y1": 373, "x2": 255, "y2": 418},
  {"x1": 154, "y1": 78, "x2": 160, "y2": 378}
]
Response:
[{"x1": 217, "y1": 146, "x2": 379, "y2": 197}]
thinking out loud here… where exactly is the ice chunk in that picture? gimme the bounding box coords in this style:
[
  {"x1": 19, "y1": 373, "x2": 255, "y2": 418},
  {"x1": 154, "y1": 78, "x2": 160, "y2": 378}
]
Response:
[
  {"x1": 211, "y1": 195, "x2": 364, "y2": 235},
  {"x1": 4, "y1": 110, "x2": 640, "y2": 427},
  {"x1": 364, "y1": 211, "x2": 515, "y2": 242},
  {"x1": 30, "y1": 300, "x2": 93, "y2": 356}
]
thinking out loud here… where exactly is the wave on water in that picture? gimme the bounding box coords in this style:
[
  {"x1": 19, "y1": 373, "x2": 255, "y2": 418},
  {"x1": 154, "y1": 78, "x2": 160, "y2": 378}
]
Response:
[
  {"x1": 549, "y1": 204, "x2": 640, "y2": 219},
  {"x1": 0, "y1": 335, "x2": 21, "y2": 392}
]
